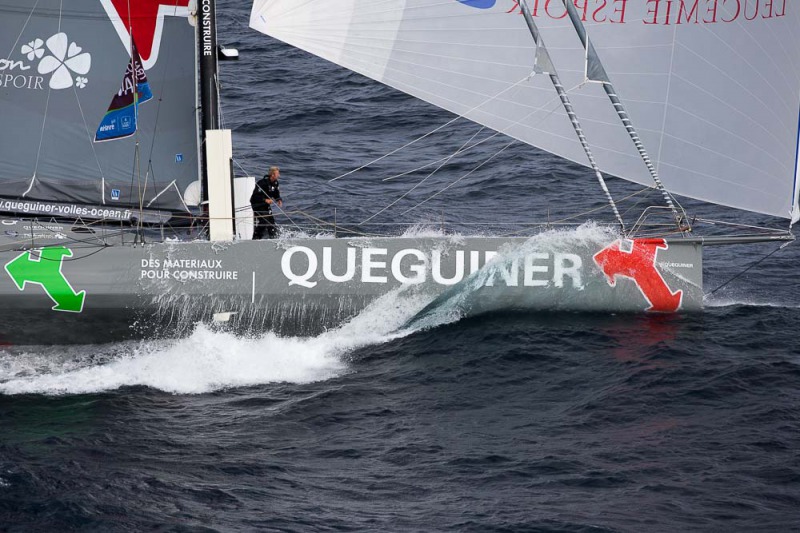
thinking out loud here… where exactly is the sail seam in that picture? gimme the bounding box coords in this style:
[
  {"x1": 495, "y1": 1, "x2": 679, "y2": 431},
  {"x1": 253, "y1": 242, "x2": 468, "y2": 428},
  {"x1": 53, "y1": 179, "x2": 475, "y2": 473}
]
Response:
[
  {"x1": 657, "y1": 159, "x2": 786, "y2": 199},
  {"x1": 675, "y1": 41, "x2": 793, "y2": 130},
  {"x1": 673, "y1": 70, "x2": 786, "y2": 154},
  {"x1": 664, "y1": 100, "x2": 788, "y2": 175},
  {"x1": 712, "y1": 2, "x2": 798, "y2": 112}
]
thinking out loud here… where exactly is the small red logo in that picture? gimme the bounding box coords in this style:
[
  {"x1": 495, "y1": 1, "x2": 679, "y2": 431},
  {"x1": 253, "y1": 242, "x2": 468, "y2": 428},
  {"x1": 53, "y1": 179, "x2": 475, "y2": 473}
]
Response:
[
  {"x1": 101, "y1": 0, "x2": 190, "y2": 69},
  {"x1": 593, "y1": 239, "x2": 683, "y2": 313}
]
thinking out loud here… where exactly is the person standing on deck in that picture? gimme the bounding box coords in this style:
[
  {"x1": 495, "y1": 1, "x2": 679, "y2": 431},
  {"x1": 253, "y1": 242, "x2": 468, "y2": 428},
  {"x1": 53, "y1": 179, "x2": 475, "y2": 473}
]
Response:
[{"x1": 250, "y1": 166, "x2": 283, "y2": 239}]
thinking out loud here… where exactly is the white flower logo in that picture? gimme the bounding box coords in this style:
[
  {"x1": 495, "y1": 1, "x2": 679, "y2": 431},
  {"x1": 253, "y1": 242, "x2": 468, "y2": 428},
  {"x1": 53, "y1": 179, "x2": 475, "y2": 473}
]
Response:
[
  {"x1": 37, "y1": 33, "x2": 91, "y2": 90},
  {"x1": 75, "y1": 76, "x2": 88, "y2": 89},
  {"x1": 21, "y1": 39, "x2": 44, "y2": 61}
]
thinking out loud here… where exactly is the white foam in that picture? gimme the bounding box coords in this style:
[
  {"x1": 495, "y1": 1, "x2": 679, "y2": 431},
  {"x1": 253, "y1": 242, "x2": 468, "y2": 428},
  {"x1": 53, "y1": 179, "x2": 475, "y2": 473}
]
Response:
[
  {"x1": 704, "y1": 295, "x2": 800, "y2": 309},
  {"x1": 0, "y1": 286, "x2": 433, "y2": 396},
  {"x1": 401, "y1": 223, "x2": 448, "y2": 238}
]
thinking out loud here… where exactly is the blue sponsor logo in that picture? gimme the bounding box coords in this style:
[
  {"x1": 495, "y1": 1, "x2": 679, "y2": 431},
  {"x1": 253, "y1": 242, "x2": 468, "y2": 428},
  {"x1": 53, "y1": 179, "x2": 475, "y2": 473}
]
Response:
[
  {"x1": 111, "y1": 189, "x2": 121, "y2": 201},
  {"x1": 458, "y1": 0, "x2": 496, "y2": 8},
  {"x1": 175, "y1": 153, "x2": 184, "y2": 163}
]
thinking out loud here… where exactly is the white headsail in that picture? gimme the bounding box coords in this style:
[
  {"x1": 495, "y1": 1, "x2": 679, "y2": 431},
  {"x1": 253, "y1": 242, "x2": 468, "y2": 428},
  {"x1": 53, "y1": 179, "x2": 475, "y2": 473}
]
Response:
[{"x1": 250, "y1": 0, "x2": 800, "y2": 222}]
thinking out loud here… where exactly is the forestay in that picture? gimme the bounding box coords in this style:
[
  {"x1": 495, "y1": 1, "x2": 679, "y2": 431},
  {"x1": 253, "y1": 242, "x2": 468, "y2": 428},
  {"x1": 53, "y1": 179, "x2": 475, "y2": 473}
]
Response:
[{"x1": 250, "y1": 0, "x2": 800, "y2": 222}]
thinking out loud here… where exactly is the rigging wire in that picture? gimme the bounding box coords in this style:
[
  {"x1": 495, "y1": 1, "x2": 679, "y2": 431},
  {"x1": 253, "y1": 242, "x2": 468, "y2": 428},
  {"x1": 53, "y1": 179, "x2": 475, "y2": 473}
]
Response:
[
  {"x1": 25, "y1": 0, "x2": 61, "y2": 196},
  {"x1": 398, "y1": 81, "x2": 582, "y2": 217},
  {"x1": 400, "y1": 140, "x2": 517, "y2": 217},
  {"x1": 363, "y1": 79, "x2": 584, "y2": 223},
  {"x1": 381, "y1": 131, "x2": 502, "y2": 182},
  {"x1": 4, "y1": 0, "x2": 41, "y2": 62},
  {"x1": 360, "y1": 127, "x2": 489, "y2": 224},
  {"x1": 556, "y1": 0, "x2": 686, "y2": 231},
  {"x1": 328, "y1": 73, "x2": 537, "y2": 183},
  {"x1": 705, "y1": 241, "x2": 793, "y2": 297},
  {"x1": 71, "y1": 86, "x2": 107, "y2": 197}
]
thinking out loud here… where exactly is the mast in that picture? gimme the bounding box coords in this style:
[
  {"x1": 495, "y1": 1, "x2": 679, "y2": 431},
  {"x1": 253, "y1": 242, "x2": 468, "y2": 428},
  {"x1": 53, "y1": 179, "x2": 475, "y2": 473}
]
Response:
[
  {"x1": 198, "y1": 0, "x2": 220, "y2": 205},
  {"x1": 195, "y1": 0, "x2": 236, "y2": 241}
]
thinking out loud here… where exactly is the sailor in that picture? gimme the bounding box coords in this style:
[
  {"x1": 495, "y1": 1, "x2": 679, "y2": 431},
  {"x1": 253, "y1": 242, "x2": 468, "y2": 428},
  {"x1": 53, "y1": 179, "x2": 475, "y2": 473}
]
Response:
[{"x1": 250, "y1": 166, "x2": 283, "y2": 239}]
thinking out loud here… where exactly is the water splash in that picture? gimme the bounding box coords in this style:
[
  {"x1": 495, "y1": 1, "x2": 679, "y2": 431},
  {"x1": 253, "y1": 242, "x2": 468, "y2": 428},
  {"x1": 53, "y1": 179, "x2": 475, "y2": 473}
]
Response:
[
  {"x1": 0, "y1": 286, "x2": 434, "y2": 396},
  {"x1": 405, "y1": 222, "x2": 619, "y2": 330},
  {"x1": 401, "y1": 223, "x2": 448, "y2": 238}
]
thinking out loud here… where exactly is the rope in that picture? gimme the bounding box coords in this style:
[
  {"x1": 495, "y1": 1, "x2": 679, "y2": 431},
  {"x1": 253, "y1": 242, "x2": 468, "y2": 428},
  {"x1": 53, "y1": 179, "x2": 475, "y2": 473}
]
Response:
[
  {"x1": 401, "y1": 140, "x2": 516, "y2": 216},
  {"x1": 361, "y1": 127, "x2": 488, "y2": 224},
  {"x1": 363, "y1": 78, "x2": 588, "y2": 223},
  {"x1": 705, "y1": 242, "x2": 792, "y2": 297},
  {"x1": 328, "y1": 73, "x2": 536, "y2": 183},
  {"x1": 71, "y1": 86, "x2": 106, "y2": 192},
  {"x1": 399, "y1": 82, "x2": 583, "y2": 216}
]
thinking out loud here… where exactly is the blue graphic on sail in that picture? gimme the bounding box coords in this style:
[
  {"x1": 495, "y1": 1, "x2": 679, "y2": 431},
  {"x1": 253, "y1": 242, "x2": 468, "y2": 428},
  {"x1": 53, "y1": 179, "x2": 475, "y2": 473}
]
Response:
[
  {"x1": 94, "y1": 41, "x2": 152, "y2": 142},
  {"x1": 457, "y1": 0, "x2": 496, "y2": 8}
]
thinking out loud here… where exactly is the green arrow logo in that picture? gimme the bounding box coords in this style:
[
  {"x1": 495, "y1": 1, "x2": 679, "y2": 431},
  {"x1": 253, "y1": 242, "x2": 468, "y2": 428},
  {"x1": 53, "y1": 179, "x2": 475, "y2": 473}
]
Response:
[{"x1": 4, "y1": 247, "x2": 86, "y2": 313}]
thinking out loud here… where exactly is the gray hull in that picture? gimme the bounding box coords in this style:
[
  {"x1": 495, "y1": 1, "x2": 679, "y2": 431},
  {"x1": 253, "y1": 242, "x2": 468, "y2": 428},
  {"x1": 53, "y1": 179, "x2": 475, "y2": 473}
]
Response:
[{"x1": 0, "y1": 220, "x2": 703, "y2": 345}]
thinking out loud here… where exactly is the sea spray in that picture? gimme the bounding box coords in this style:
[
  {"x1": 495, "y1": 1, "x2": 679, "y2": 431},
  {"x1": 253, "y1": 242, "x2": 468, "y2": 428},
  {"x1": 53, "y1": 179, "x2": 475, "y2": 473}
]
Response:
[
  {"x1": 404, "y1": 222, "x2": 620, "y2": 330},
  {"x1": 0, "y1": 284, "x2": 435, "y2": 396}
]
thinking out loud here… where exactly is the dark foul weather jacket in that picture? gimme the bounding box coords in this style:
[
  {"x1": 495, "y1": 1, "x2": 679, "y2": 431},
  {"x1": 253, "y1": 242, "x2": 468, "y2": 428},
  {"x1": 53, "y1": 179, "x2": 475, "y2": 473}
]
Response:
[{"x1": 250, "y1": 177, "x2": 281, "y2": 213}]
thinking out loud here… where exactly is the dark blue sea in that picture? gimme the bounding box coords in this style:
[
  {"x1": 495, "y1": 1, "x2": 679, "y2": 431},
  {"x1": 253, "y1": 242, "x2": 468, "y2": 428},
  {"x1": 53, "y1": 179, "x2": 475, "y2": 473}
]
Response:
[{"x1": 2, "y1": 1, "x2": 800, "y2": 531}]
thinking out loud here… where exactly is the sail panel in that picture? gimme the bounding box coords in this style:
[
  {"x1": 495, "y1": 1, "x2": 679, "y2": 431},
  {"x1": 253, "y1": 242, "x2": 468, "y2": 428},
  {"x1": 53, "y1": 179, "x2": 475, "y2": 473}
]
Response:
[
  {"x1": 0, "y1": 0, "x2": 197, "y2": 213},
  {"x1": 250, "y1": 0, "x2": 800, "y2": 221}
]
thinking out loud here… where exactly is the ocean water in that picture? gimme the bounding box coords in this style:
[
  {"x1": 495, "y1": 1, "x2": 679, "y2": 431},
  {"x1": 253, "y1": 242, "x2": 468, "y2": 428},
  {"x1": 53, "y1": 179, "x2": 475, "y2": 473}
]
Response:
[{"x1": 2, "y1": 1, "x2": 800, "y2": 531}]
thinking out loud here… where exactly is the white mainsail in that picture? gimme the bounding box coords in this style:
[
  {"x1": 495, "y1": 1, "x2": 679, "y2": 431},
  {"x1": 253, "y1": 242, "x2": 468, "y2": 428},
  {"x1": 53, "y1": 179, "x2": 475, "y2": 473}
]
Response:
[{"x1": 250, "y1": 0, "x2": 800, "y2": 222}]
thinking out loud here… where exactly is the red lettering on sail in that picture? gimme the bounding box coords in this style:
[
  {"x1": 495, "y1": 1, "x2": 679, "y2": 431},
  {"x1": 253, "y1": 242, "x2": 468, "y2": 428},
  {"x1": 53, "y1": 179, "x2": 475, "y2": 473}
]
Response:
[
  {"x1": 504, "y1": 0, "x2": 786, "y2": 24},
  {"x1": 677, "y1": 0, "x2": 700, "y2": 23},
  {"x1": 593, "y1": 239, "x2": 683, "y2": 313},
  {"x1": 101, "y1": 0, "x2": 190, "y2": 67}
]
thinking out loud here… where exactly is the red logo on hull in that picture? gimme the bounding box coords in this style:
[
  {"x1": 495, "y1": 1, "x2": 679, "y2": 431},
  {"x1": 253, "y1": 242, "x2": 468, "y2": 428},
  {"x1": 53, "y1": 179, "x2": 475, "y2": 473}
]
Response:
[
  {"x1": 593, "y1": 239, "x2": 683, "y2": 313},
  {"x1": 100, "y1": 0, "x2": 190, "y2": 69}
]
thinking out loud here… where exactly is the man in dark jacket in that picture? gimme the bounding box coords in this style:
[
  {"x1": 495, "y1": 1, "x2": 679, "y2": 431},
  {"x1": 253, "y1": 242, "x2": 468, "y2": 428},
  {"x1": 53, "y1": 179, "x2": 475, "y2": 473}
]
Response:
[{"x1": 250, "y1": 166, "x2": 282, "y2": 239}]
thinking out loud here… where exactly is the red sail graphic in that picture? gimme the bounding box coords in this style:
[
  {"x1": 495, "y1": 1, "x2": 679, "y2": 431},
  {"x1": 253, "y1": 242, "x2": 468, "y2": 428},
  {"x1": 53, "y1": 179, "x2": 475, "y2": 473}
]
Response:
[
  {"x1": 106, "y1": 0, "x2": 191, "y2": 65},
  {"x1": 593, "y1": 239, "x2": 683, "y2": 313}
]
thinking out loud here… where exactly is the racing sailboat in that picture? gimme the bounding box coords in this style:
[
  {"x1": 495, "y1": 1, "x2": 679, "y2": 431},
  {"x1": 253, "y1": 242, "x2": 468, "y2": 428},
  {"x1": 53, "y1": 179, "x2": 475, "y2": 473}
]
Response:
[{"x1": 0, "y1": 0, "x2": 795, "y2": 344}]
